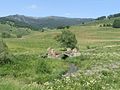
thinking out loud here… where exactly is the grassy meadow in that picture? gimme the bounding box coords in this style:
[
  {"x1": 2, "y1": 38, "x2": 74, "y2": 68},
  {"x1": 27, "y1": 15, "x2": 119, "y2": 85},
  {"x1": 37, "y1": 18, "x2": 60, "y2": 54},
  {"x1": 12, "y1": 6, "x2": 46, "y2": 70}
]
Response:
[{"x1": 0, "y1": 23, "x2": 120, "y2": 90}]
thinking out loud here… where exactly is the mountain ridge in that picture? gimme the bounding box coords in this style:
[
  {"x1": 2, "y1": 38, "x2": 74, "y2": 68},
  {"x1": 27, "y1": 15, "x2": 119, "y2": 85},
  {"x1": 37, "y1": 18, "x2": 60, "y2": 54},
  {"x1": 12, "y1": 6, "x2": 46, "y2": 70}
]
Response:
[{"x1": 0, "y1": 14, "x2": 93, "y2": 30}]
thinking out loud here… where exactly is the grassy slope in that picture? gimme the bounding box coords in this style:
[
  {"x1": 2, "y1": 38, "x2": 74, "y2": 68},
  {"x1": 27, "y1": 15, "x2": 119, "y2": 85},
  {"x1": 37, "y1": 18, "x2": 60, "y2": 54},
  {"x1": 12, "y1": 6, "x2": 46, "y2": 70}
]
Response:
[
  {"x1": 5, "y1": 25, "x2": 120, "y2": 53},
  {"x1": 85, "y1": 17, "x2": 120, "y2": 26},
  {"x1": 0, "y1": 23, "x2": 31, "y2": 37},
  {"x1": 0, "y1": 19, "x2": 120, "y2": 89}
]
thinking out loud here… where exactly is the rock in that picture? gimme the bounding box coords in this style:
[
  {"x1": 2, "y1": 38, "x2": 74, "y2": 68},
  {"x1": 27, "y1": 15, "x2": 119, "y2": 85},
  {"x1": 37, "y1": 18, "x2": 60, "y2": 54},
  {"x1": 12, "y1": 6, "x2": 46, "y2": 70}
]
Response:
[
  {"x1": 64, "y1": 48, "x2": 80, "y2": 57},
  {"x1": 45, "y1": 47, "x2": 81, "y2": 59},
  {"x1": 47, "y1": 47, "x2": 61, "y2": 58}
]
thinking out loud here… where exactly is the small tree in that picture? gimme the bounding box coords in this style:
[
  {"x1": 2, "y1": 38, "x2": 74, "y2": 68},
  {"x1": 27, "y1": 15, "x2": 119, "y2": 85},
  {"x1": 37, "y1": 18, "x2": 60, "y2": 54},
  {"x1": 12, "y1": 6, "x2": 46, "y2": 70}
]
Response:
[{"x1": 56, "y1": 30, "x2": 77, "y2": 49}]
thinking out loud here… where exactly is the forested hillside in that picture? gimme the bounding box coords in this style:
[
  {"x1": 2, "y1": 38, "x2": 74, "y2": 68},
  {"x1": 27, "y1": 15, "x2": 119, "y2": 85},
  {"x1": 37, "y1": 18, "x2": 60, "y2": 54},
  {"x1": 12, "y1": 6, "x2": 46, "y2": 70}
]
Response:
[{"x1": 0, "y1": 15, "x2": 93, "y2": 30}]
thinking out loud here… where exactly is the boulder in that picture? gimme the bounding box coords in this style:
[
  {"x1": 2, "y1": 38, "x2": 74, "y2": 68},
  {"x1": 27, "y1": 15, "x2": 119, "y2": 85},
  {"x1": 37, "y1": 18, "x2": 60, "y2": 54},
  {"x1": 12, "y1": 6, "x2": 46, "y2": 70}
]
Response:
[
  {"x1": 45, "y1": 47, "x2": 81, "y2": 59},
  {"x1": 47, "y1": 47, "x2": 61, "y2": 58}
]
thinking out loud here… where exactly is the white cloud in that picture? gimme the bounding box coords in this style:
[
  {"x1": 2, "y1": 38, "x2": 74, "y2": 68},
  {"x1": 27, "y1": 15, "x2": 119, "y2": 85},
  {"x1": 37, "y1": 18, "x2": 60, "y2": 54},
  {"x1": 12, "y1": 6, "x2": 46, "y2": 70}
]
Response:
[
  {"x1": 65, "y1": 13, "x2": 71, "y2": 16},
  {"x1": 27, "y1": 4, "x2": 38, "y2": 10}
]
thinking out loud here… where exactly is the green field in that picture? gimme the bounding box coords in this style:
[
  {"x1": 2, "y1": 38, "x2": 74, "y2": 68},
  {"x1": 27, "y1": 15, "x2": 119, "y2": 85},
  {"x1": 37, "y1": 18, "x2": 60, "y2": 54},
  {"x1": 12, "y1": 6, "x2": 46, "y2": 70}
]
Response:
[{"x1": 0, "y1": 23, "x2": 120, "y2": 90}]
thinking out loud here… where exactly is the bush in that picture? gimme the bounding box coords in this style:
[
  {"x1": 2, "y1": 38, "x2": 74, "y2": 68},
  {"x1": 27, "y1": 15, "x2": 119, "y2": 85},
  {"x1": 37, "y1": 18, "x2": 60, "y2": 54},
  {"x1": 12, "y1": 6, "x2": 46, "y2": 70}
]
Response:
[
  {"x1": 1, "y1": 32, "x2": 11, "y2": 38},
  {"x1": 57, "y1": 26, "x2": 66, "y2": 29},
  {"x1": 56, "y1": 30, "x2": 77, "y2": 49},
  {"x1": 86, "y1": 45, "x2": 90, "y2": 49},
  {"x1": 16, "y1": 34, "x2": 22, "y2": 38},
  {"x1": 113, "y1": 19, "x2": 120, "y2": 28},
  {"x1": 66, "y1": 26, "x2": 70, "y2": 29},
  {"x1": 0, "y1": 40, "x2": 12, "y2": 65}
]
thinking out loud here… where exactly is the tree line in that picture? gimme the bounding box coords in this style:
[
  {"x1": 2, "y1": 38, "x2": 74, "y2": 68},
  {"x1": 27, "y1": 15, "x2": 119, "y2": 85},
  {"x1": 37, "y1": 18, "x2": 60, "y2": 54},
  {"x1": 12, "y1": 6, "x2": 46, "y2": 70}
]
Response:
[{"x1": 96, "y1": 13, "x2": 120, "y2": 20}]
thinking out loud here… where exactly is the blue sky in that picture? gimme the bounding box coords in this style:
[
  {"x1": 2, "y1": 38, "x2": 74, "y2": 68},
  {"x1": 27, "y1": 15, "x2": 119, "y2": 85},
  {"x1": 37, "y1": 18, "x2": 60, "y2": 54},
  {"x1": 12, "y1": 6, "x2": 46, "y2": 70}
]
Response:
[{"x1": 0, "y1": 0, "x2": 120, "y2": 18}]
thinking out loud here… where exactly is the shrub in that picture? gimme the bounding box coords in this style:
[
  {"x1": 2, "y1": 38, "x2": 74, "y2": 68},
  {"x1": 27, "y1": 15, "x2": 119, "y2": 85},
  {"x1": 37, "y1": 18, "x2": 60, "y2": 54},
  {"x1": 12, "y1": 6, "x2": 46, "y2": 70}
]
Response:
[
  {"x1": 103, "y1": 24, "x2": 106, "y2": 27},
  {"x1": 86, "y1": 45, "x2": 90, "y2": 49},
  {"x1": 56, "y1": 30, "x2": 77, "y2": 49},
  {"x1": 57, "y1": 26, "x2": 66, "y2": 29},
  {"x1": 66, "y1": 26, "x2": 70, "y2": 29},
  {"x1": 41, "y1": 28, "x2": 45, "y2": 32},
  {"x1": 1, "y1": 32, "x2": 11, "y2": 38},
  {"x1": 99, "y1": 25, "x2": 102, "y2": 27},
  {"x1": 16, "y1": 34, "x2": 22, "y2": 38},
  {"x1": 113, "y1": 19, "x2": 120, "y2": 28},
  {"x1": 0, "y1": 40, "x2": 11, "y2": 65}
]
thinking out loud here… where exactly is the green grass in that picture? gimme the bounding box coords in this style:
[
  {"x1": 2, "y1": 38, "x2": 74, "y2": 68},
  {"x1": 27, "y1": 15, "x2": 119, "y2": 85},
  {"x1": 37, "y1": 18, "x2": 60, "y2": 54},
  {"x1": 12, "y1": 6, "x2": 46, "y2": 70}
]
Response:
[{"x1": 0, "y1": 23, "x2": 120, "y2": 90}]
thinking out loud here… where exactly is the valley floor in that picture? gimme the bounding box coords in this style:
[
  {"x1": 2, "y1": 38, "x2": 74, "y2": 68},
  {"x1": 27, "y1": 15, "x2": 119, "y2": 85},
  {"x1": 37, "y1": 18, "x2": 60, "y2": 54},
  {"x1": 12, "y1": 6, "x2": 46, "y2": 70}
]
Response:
[{"x1": 0, "y1": 26, "x2": 120, "y2": 90}]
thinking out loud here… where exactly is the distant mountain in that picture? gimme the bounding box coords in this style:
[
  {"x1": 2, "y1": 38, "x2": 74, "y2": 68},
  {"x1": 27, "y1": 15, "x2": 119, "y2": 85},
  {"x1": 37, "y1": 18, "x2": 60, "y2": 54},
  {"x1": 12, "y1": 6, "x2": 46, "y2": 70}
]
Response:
[{"x1": 0, "y1": 14, "x2": 93, "y2": 30}]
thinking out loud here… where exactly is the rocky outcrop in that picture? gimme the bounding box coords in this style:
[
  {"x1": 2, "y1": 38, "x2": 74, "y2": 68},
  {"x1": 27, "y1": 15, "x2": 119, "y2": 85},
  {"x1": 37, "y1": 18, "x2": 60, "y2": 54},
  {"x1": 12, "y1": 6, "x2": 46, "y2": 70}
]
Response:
[{"x1": 45, "y1": 47, "x2": 81, "y2": 59}]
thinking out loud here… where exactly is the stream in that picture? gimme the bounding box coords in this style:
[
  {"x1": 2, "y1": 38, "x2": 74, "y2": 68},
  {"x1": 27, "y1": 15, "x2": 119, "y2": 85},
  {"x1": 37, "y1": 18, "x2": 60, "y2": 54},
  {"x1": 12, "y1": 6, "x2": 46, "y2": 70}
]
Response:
[{"x1": 63, "y1": 64, "x2": 78, "y2": 77}]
